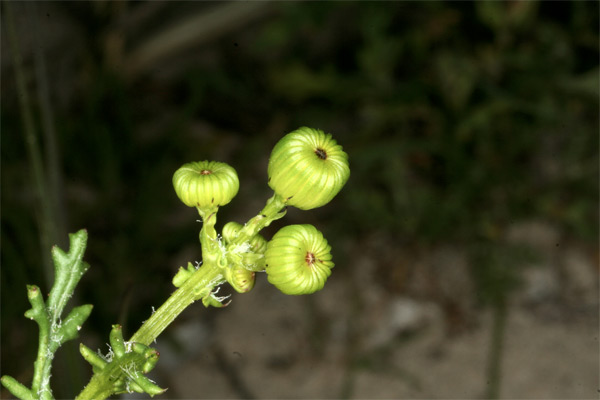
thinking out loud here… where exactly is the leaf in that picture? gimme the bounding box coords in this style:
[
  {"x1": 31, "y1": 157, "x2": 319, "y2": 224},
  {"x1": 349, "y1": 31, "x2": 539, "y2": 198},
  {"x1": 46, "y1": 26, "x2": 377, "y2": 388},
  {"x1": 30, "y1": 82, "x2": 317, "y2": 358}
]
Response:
[
  {"x1": 47, "y1": 229, "x2": 90, "y2": 320},
  {"x1": 56, "y1": 304, "x2": 93, "y2": 346}
]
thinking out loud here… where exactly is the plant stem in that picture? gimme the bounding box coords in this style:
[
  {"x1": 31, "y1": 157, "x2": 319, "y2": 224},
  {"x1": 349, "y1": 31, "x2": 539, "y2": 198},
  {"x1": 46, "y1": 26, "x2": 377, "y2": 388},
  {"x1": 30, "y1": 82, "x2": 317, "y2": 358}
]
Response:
[
  {"x1": 26, "y1": 286, "x2": 52, "y2": 400},
  {"x1": 77, "y1": 194, "x2": 285, "y2": 399},
  {"x1": 128, "y1": 260, "x2": 223, "y2": 345},
  {"x1": 4, "y1": 0, "x2": 55, "y2": 286},
  {"x1": 485, "y1": 295, "x2": 507, "y2": 399},
  {"x1": 236, "y1": 193, "x2": 286, "y2": 244},
  {"x1": 77, "y1": 261, "x2": 223, "y2": 400},
  {"x1": 30, "y1": 1, "x2": 67, "y2": 247}
]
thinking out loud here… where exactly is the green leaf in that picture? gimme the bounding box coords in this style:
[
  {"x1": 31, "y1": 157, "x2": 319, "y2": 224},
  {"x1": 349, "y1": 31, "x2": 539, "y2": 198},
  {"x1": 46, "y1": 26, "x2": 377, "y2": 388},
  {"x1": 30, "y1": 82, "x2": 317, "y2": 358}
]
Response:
[
  {"x1": 47, "y1": 229, "x2": 89, "y2": 320},
  {"x1": 1, "y1": 376, "x2": 35, "y2": 400},
  {"x1": 24, "y1": 285, "x2": 47, "y2": 324},
  {"x1": 80, "y1": 344, "x2": 108, "y2": 372},
  {"x1": 109, "y1": 324, "x2": 126, "y2": 358},
  {"x1": 56, "y1": 304, "x2": 93, "y2": 346},
  {"x1": 129, "y1": 373, "x2": 166, "y2": 397}
]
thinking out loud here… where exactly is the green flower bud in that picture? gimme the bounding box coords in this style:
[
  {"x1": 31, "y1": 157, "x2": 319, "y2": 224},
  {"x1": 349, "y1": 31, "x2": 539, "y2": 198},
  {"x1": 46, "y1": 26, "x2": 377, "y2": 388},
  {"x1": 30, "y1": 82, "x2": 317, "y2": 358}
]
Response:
[
  {"x1": 222, "y1": 221, "x2": 243, "y2": 243},
  {"x1": 173, "y1": 161, "x2": 239, "y2": 209},
  {"x1": 225, "y1": 266, "x2": 256, "y2": 293},
  {"x1": 265, "y1": 224, "x2": 334, "y2": 295},
  {"x1": 268, "y1": 127, "x2": 350, "y2": 210},
  {"x1": 248, "y1": 233, "x2": 267, "y2": 255}
]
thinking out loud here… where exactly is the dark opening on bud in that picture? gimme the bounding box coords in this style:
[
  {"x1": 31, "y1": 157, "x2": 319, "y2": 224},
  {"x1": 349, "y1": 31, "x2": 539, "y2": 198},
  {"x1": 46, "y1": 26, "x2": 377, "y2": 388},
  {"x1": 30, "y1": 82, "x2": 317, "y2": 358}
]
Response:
[
  {"x1": 305, "y1": 252, "x2": 316, "y2": 266},
  {"x1": 315, "y1": 148, "x2": 327, "y2": 160}
]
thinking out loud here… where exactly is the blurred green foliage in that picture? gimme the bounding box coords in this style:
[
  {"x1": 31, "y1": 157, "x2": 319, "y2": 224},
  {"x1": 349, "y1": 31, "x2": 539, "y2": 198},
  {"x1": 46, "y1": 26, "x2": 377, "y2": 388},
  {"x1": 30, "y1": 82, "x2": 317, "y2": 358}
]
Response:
[{"x1": 1, "y1": 1, "x2": 597, "y2": 397}]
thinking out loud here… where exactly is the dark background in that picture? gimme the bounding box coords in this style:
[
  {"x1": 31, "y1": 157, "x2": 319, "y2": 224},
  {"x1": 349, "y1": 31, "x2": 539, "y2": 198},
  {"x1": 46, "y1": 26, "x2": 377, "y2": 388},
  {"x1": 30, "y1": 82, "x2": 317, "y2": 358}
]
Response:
[{"x1": 2, "y1": 2, "x2": 598, "y2": 399}]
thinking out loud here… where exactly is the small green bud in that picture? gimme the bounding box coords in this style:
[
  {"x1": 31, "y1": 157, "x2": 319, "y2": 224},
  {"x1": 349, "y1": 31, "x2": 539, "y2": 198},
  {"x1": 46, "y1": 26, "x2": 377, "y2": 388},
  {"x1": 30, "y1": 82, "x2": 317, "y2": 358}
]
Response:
[
  {"x1": 248, "y1": 233, "x2": 267, "y2": 254},
  {"x1": 268, "y1": 127, "x2": 350, "y2": 210},
  {"x1": 173, "y1": 161, "x2": 239, "y2": 209},
  {"x1": 225, "y1": 266, "x2": 256, "y2": 293},
  {"x1": 265, "y1": 224, "x2": 334, "y2": 295},
  {"x1": 172, "y1": 262, "x2": 196, "y2": 287},
  {"x1": 222, "y1": 221, "x2": 243, "y2": 243}
]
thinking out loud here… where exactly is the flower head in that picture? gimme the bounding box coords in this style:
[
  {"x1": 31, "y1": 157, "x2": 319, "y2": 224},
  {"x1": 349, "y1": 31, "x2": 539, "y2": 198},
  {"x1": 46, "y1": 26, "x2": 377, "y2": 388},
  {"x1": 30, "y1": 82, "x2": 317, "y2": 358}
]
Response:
[
  {"x1": 265, "y1": 224, "x2": 334, "y2": 295},
  {"x1": 268, "y1": 127, "x2": 349, "y2": 210},
  {"x1": 173, "y1": 161, "x2": 239, "y2": 209}
]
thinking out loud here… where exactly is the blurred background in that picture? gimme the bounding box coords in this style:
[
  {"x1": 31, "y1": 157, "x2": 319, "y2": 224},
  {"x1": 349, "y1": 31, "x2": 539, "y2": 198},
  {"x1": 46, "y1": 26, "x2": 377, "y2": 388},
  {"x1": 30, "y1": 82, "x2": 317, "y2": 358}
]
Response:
[{"x1": 1, "y1": 1, "x2": 598, "y2": 399}]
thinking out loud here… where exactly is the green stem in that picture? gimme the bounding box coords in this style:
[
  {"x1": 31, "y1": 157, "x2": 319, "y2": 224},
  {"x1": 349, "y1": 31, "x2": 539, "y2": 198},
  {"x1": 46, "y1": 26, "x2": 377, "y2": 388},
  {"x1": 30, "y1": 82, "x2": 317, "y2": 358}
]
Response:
[
  {"x1": 31, "y1": 1, "x2": 67, "y2": 247},
  {"x1": 198, "y1": 207, "x2": 220, "y2": 266},
  {"x1": 26, "y1": 286, "x2": 52, "y2": 400},
  {"x1": 235, "y1": 193, "x2": 287, "y2": 244},
  {"x1": 77, "y1": 213, "x2": 226, "y2": 399},
  {"x1": 77, "y1": 197, "x2": 285, "y2": 399},
  {"x1": 4, "y1": 0, "x2": 54, "y2": 286},
  {"x1": 129, "y1": 260, "x2": 222, "y2": 345},
  {"x1": 77, "y1": 261, "x2": 223, "y2": 400}
]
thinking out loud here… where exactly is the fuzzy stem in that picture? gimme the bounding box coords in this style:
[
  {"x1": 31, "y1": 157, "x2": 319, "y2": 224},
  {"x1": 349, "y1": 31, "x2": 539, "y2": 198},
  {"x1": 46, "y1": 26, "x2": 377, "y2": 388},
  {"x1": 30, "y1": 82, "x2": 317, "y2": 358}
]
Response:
[
  {"x1": 25, "y1": 286, "x2": 52, "y2": 400},
  {"x1": 76, "y1": 261, "x2": 223, "y2": 400},
  {"x1": 78, "y1": 197, "x2": 285, "y2": 399},
  {"x1": 129, "y1": 260, "x2": 222, "y2": 346}
]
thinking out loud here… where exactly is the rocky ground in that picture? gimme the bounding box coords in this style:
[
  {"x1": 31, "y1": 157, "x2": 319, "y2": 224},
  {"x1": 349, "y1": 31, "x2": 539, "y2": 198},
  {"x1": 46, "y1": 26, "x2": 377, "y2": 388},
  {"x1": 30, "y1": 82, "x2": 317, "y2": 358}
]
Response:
[{"x1": 140, "y1": 221, "x2": 598, "y2": 399}]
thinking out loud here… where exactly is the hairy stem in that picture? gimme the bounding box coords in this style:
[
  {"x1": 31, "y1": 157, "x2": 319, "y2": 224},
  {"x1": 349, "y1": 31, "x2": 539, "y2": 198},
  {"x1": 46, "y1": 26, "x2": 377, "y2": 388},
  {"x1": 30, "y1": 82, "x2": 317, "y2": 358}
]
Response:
[
  {"x1": 129, "y1": 261, "x2": 223, "y2": 345},
  {"x1": 77, "y1": 260, "x2": 223, "y2": 400}
]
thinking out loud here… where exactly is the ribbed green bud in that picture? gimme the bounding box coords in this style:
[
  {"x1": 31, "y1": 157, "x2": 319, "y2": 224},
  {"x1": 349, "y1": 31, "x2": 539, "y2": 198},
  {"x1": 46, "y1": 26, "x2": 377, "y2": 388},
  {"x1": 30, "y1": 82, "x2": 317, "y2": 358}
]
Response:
[
  {"x1": 225, "y1": 266, "x2": 256, "y2": 293},
  {"x1": 222, "y1": 221, "x2": 242, "y2": 243},
  {"x1": 248, "y1": 233, "x2": 267, "y2": 255},
  {"x1": 268, "y1": 127, "x2": 350, "y2": 210},
  {"x1": 173, "y1": 161, "x2": 239, "y2": 208},
  {"x1": 265, "y1": 224, "x2": 334, "y2": 295}
]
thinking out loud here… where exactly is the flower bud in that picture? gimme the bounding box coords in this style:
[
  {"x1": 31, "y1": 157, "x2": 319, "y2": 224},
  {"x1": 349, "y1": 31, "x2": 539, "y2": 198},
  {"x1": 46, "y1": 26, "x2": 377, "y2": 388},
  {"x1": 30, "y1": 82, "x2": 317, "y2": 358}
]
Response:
[
  {"x1": 265, "y1": 224, "x2": 334, "y2": 295},
  {"x1": 225, "y1": 266, "x2": 256, "y2": 293},
  {"x1": 173, "y1": 161, "x2": 239, "y2": 209},
  {"x1": 268, "y1": 127, "x2": 350, "y2": 210},
  {"x1": 222, "y1": 221, "x2": 243, "y2": 243}
]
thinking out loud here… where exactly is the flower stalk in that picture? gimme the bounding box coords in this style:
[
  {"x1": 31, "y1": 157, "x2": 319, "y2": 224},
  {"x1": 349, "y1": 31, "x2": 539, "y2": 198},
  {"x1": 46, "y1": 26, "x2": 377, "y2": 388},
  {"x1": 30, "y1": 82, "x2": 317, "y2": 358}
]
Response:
[{"x1": 6, "y1": 127, "x2": 350, "y2": 400}]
